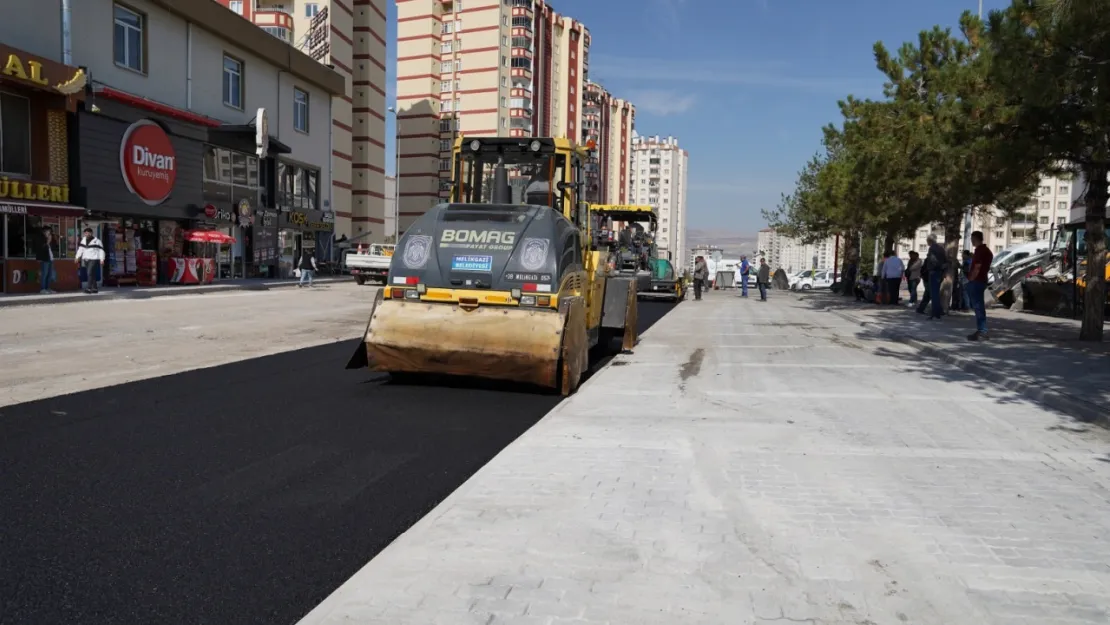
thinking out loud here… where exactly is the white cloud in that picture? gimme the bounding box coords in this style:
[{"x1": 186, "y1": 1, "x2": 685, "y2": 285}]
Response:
[
  {"x1": 590, "y1": 55, "x2": 878, "y2": 95},
  {"x1": 625, "y1": 90, "x2": 696, "y2": 116}
]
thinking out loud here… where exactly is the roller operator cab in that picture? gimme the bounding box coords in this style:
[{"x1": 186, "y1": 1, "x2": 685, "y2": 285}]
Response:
[
  {"x1": 346, "y1": 136, "x2": 639, "y2": 396},
  {"x1": 589, "y1": 204, "x2": 658, "y2": 294}
]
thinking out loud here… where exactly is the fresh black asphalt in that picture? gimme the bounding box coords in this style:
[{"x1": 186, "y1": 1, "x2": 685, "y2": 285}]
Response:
[{"x1": 0, "y1": 300, "x2": 675, "y2": 625}]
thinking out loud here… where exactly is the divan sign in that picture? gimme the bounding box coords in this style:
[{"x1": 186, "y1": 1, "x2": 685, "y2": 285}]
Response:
[{"x1": 120, "y1": 119, "x2": 177, "y2": 206}]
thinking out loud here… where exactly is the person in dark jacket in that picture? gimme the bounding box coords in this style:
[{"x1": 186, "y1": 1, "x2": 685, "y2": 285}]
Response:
[
  {"x1": 33, "y1": 226, "x2": 56, "y2": 294},
  {"x1": 756, "y1": 258, "x2": 771, "y2": 301},
  {"x1": 298, "y1": 249, "x2": 318, "y2": 287},
  {"x1": 923, "y1": 234, "x2": 947, "y2": 319},
  {"x1": 693, "y1": 256, "x2": 708, "y2": 300}
]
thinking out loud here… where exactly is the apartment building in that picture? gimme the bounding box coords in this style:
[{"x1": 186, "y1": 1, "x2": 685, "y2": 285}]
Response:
[
  {"x1": 217, "y1": 0, "x2": 388, "y2": 243},
  {"x1": 395, "y1": 0, "x2": 592, "y2": 234},
  {"x1": 580, "y1": 81, "x2": 634, "y2": 205},
  {"x1": 629, "y1": 135, "x2": 688, "y2": 270},
  {"x1": 757, "y1": 230, "x2": 837, "y2": 273},
  {"x1": 898, "y1": 173, "x2": 1082, "y2": 256}
]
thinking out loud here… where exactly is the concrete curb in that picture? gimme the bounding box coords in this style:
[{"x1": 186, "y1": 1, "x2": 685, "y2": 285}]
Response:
[
  {"x1": 0, "y1": 277, "x2": 351, "y2": 309},
  {"x1": 824, "y1": 307, "x2": 1108, "y2": 427}
]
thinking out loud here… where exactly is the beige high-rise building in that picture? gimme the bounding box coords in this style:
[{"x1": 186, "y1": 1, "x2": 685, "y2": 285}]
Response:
[
  {"x1": 218, "y1": 0, "x2": 387, "y2": 242},
  {"x1": 629, "y1": 135, "x2": 688, "y2": 270},
  {"x1": 395, "y1": 0, "x2": 592, "y2": 234},
  {"x1": 581, "y1": 82, "x2": 634, "y2": 205}
]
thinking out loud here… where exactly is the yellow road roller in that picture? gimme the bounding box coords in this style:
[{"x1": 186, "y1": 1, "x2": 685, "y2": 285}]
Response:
[{"x1": 345, "y1": 136, "x2": 639, "y2": 395}]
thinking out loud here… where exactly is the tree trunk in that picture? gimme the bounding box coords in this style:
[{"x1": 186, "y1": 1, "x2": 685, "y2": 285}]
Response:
[
  {"x1": 1080, "y1": 165, "x2": 1107, "y2": 341},
  {"x1": 883, "y1": 232, "x2": 895, "y2": 255},
  {"x1": 840, "y1": 230, "x2": 857, "y2": 296},
  {"x1": 942, "y1": 215, "x2": 963, "y2": 313}
]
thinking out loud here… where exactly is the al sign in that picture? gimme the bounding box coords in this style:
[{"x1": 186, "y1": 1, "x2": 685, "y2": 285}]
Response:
[{"x1": 120, "y1": 119, "x2": 177, "y2": 205}]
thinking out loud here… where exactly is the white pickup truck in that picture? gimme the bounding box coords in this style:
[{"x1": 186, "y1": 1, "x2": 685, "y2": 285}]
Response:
[{"x1": 344, "y1": 244, "x2": 395, "y2": 285}]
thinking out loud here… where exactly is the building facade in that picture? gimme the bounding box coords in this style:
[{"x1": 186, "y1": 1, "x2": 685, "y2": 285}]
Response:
[
  {"x1": 395, "y1": 0, "x2": 597, "y2": 234},
  {"x1": 1, "y1": 0, "x2": 344, "y2": 292},
  {"x1": 629, "y1": 134, "x2": 688, "y2": 270},
  {"x1": 217, "y1": 0, "x2": 389, "y2": 245},
  {"x1": 756, "y1": 229, "x2": 837, "y2": 274}
]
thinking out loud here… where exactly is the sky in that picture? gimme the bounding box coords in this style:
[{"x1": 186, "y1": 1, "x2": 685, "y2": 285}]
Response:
[{"x1": 383, "y1": 0, "x2": 1010, "y2": 233}]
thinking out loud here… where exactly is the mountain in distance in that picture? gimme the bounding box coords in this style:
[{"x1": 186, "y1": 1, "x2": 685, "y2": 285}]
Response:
[{"x1": 686, "y1": 229, "x2": 760, "y2": 257}]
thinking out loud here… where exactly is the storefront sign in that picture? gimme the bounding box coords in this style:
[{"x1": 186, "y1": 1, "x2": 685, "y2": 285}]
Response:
[
  {"x1": 282, "y1": 210, "x2": 334, "y2": 232},
  {"x1": 120, "y1": 119, "x2": 177, "y2": 206},
  {"x1": 204, "y1": 203, "x2": 217, "y2": 218},
  {"x1": 253, "y1": 209, "x2": 279, "y2": 265},
  {"x1": 0, "y1": 44, "x2": 87, "y2": 96},
  {"x1": 0, "y1": 179, "x2": 70, "y2": 203}
]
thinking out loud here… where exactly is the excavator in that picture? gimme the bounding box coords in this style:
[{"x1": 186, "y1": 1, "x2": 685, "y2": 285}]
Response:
[{"x1": 345, "y1": 136, "x2": 640, "y2": 395}]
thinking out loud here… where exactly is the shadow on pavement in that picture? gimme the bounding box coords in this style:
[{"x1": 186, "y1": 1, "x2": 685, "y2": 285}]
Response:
[{"x1": 793, "y1": 291, "x2": 1110, "y2": 430}]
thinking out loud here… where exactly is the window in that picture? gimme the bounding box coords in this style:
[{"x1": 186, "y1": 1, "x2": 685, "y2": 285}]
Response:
[
  {"x1": 455, "y1": 59, "x2": 462, "y2": 72},
  {"x1": 223, "y1": 55, "x2": 244, "y2": 109},
  {"x1": 439, "y1": 179, "x2": 452, "y2": 191},
  {"x1": 229, "y1": 0, "x2": 243, "y2": 14},
  {"x1": 994, "y1": 230, "x2": 1004, "y2": 239},
  {"x1": 276, "y1": 161, "x2": 319, "y2": 209},
  {"x1": 439, "y1": 119, "x2": 452, "y2": 132},
  {"x1": 441, "y1": 61, "x2": 452, "y2": 73},
  {"x1": 441, "y1": 80, "x2": 453, "y2": 92},
  {"x1": 441, "y1": 41, "x2": 453, "y2": 54},
  {"x1": 441, "y1": 100, "x2": 452, "y2": 112},
  {"x1": 439, "y1": 159, "x2": 451, "y2": 171},
  {"x1": 1039, "y1": 216, "x2": 1049, "y2": 224},
  {"x1": 305, "y1": 2, "x2": 320, "y2": 17},
  {"x1": 1059, "y1": 185, "x2": 1069, "y2": 194},
  {"x1": 442, "y1": 21, "x2": 453, "y2": 34},
  {"x1": 1058, "y1": 216, "x2": 1066, "y2": 224},
  {"x1": 1039, "y1": 185, "x2": 1051, "y2": 195},
  {"x1": 502, "y1": 36, "x2": 508, "y2": 46},
  {"x1": 1058, "y1": 201, "x2": 1067, "y2": 211},
  {"x1": 0, "y1": 92, "x2": 32, "y2": 175},
  {"x1": 293, "y1": 88, "x2": 309, "y2": 132},
  {"x1": 1039, "y1": 201, "x2": 1049, "y2": 210},
  {"x1": 113, "y1": 4, "x2": 145, "y2": 72},
  {"x1": 440, "y1": 139, "x2": 451, "y2": 152}
]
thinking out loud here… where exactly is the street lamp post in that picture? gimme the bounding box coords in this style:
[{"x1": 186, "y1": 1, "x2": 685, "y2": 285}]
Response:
[{"x1": 387, "y1": 106, "x2": 400, "y2": 242}]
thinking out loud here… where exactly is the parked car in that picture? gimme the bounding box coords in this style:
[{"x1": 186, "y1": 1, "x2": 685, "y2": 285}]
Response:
[{"x1": 790, "y1": 269, "x2": 834, "y2": 291}]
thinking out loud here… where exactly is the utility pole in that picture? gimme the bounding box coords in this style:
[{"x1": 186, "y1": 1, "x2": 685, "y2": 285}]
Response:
[{"x1": 387, "y1": 106, "x2": 400, "y2": 243}]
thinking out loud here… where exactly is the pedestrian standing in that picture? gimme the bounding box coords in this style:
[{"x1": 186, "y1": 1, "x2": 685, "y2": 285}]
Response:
[
  {"x1": 881, "y1": 250, "x2": 905, "y2": 305},
  {"x1": 905, "y1": 251, "x2": 922, "y2": 306},
  {"x1": 693, "y1": 255, "x2": 708, "y2": 300},
  {"x1": 34, "y1": 226, "x2": 56, "y2": 294},
  {"x1": 756, "y1": 257, "x2": 770, "y2": 301},
  {"x1": 298, "y1": 248, "x2": 318, "y2": 287},
  {"x1": 924, "y1": 234, "x2": 947, "y2": 320},
  {"x1": 966, "y1": 231, "x2": 994, "y2": 341},
  {"x1": 739, "y1": 255, "x2": 750, "y2": 297},
  {"x1": 75, "y1": 227, "x2": 105, "y2": 294}
]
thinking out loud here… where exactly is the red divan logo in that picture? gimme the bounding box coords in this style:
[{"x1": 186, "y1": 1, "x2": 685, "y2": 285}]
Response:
[{"x1": 120, "y1": 119, "x2": 177, "y2": 206}]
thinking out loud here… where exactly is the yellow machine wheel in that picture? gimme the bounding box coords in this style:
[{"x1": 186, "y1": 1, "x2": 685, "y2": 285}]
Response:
[{"x1": 558, "y1": 296, "x2": 589, "y2": 396}]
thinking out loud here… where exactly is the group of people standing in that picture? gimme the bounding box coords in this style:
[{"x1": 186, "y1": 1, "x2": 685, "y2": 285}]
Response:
[
  {"x1": 691, "y1": 255, "x2": 770, "y2": 301},
  {"x1": 858, "y1": 231, "x2": 994, "y2": 341}
]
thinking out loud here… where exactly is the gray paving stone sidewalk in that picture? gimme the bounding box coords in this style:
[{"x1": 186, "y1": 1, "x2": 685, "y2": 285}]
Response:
[
  {"x1": 805, "y1": 292, "x2": 1110, "y2": 425},
  {"x1": 297, "y1": 291, "x2": 1110, "y2": 625}
]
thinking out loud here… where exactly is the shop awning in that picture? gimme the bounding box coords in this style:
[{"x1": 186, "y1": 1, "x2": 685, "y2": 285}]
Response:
[
  {"x1": 0, "y1": 201, "x2": 87, "y2": 217},
  {"x1": 209, "y1": 125, "x2": 292, "y2": 155}
]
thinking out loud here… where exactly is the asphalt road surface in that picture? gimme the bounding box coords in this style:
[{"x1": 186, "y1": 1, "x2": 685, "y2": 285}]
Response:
[{"x1": 0, "y1": 300, "x2": 675, "y2": 625}]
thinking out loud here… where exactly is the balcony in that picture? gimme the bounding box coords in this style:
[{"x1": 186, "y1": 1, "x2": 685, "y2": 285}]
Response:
[{"x1": 254, "y1": 8, "x2": 294, "y2": 31}]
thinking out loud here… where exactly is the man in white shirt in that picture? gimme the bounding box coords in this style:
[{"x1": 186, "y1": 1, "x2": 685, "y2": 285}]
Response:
[
  {"x1": 75, "y1": 227, "x2": 106, "y2": 294},
  {"x1": 880, "y1": 250, "x2": 905, "y2": 305}
]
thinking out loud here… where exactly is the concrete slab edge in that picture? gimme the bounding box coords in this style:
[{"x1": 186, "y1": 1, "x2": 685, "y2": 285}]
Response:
[
  {"x1": 0, "y1": 277, "x2": 350, "y2": 309},
  {"x1": 294, "y1": 298, "x2": 687, "y2": 625},
  {"x1": 824, "y1": 307, "x2": 1108, "y2": 428}
]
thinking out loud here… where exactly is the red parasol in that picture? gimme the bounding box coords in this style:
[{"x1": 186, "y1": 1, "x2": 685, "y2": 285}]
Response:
[{"x1": 184, "y1": 230, "x2": 236, "y2": 244}]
